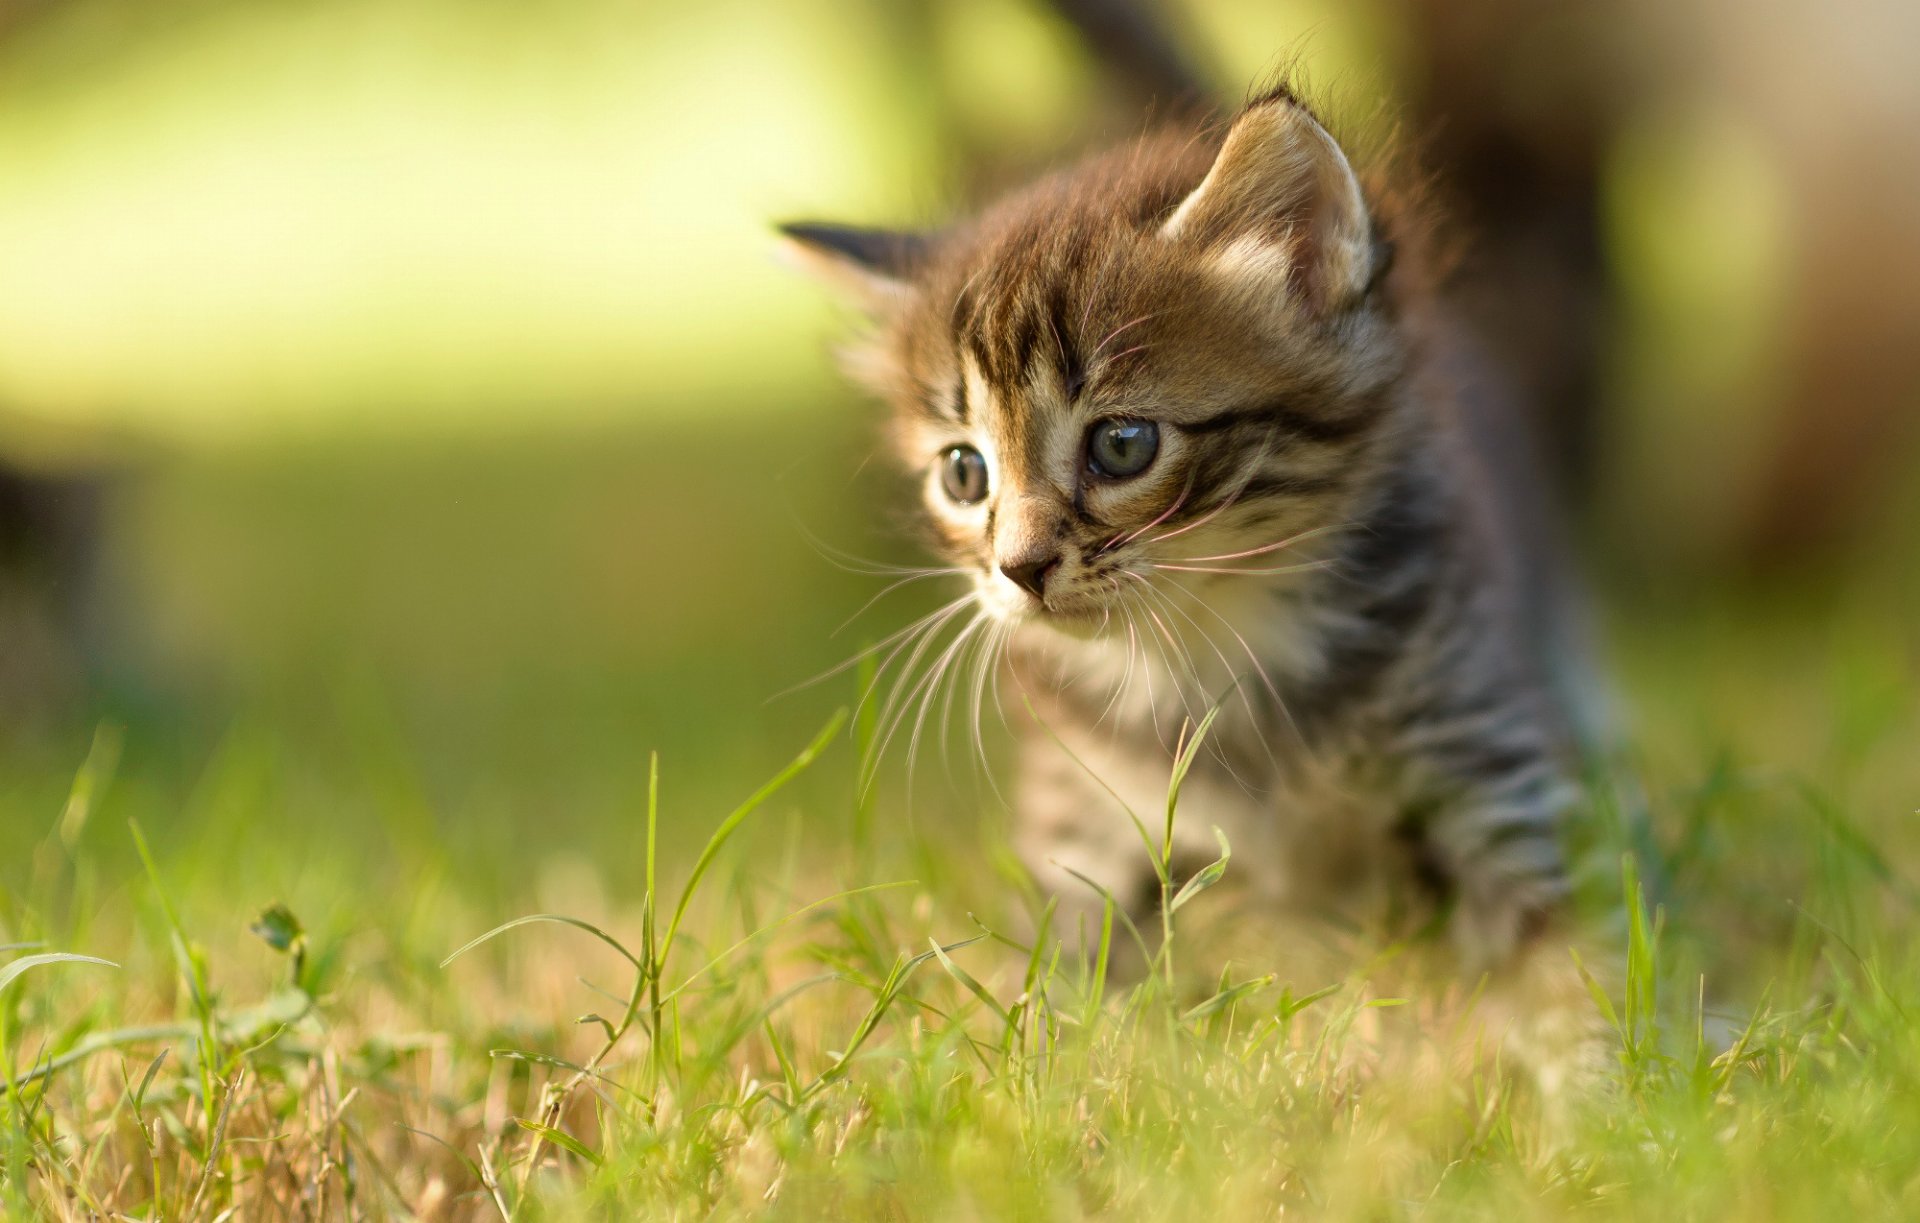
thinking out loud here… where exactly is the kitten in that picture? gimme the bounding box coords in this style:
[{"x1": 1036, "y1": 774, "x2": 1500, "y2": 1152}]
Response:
[{"x1": 782, "y1": 86, "x2": 1586, "y2": 990}]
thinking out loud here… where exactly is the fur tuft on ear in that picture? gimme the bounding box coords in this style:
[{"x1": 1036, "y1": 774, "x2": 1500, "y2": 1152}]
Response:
[
  {"x1": 775, "y1": 221, "x2": 931, "y2": 313},
  {"x1": 1161, "y1": 92, "x2": 1376, "y2": 313}
]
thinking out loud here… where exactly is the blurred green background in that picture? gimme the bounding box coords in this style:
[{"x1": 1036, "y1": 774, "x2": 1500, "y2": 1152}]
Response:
[{"x1": 0, "y1": 0, "x2": 1915, "y2": 932}]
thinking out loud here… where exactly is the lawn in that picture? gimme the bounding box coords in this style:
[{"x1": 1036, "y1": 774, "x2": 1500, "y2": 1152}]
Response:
[{"x1": 2, "y1": 421, "x2": 1917, "y2": 1220}]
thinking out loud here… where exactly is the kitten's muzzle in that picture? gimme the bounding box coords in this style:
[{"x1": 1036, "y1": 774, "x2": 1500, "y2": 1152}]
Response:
[{"x1": 999, "y1": 553, "x2": 1061, "y2": 601}]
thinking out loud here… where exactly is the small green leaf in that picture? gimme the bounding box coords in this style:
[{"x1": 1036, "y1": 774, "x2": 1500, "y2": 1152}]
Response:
[
  {"x1": 515, "y1": 1118, "x2": 603, "y2": 1166},
  {"x1": 1169, "y1": 827, "x2": 1232, "y2": 914},
  {"x1": 1182, "y1": 974, "x2": 1275, "y2": 1023}
]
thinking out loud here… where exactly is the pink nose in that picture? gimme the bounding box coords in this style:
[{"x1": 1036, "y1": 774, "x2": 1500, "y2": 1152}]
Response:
[{"x1": 999, "y1": 554, "x2": 1060, "y2": 599}]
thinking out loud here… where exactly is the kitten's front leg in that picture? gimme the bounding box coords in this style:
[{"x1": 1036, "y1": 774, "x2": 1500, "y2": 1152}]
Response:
[
  {"x1": 1397, "y1": 700, "x2": 1575, "y2": 968},
  {"x1": 1402, "y1": 719, "x2": 1610, "y2": 1097}
]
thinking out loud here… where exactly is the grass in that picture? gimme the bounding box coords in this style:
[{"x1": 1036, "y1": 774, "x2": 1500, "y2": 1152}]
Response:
[{"x1": 1, "y1": 434, "x2": 1917, "y2": 1219}]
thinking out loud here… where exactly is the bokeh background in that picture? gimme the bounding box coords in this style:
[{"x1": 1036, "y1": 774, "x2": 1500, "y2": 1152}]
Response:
[{"x1": 1, "y1": 0, "x2": 1915, "y2": 932}]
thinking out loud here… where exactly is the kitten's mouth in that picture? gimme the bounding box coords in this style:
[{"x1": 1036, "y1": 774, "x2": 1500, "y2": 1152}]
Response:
[
  {"x1": 973, "y1": 568, "x2": 1117, "y2": 637},
  {"x1": 980, "y1": 590, "x2": 1110, "y2": 638},
  {"x1": 1031, "y1": 608, "x2": 1107, "y2": 640}
]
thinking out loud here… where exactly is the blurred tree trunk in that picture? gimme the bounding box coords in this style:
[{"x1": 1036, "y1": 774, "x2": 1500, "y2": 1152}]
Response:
[
  {"x1": 1396, "y1": 0, "x2": 1617, "y2": 504},
  {"x1": 0, "y1": 459, "x2": 103, "y2": 723},
  {"x1": 1045, "y1": 0, "x2": 1215, "y2": 122}
]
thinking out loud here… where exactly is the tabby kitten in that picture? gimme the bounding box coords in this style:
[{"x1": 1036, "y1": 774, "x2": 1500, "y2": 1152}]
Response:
[{"x1": 782, "y1": 87, "x2": 1581, "y2": 980}]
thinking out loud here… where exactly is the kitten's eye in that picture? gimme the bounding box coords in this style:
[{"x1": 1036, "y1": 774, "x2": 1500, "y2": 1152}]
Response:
[
  {"x1": 940, "y1": 445, "x2": 989, "y2": 505},
  {"x1": 1087, "y1": 419, "x2": 1160, "y2": 479}
]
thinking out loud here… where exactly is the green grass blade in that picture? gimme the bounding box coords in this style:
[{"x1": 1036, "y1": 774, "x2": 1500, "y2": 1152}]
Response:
[
  {"x1": 514, "y1": 1121, "x2": 602, "y2": 1167},
  {"x1": 1169, "y1": 827, "x2": 1232, "y2": 914},
  {"x1": 441, "y1": 914, "x2": 642, "y2": 971},
  {"x1": 658, "y1": 709, "x2": 847, "y2": 973},
  {"x1": 1165, "y1": 701, "x2": 1225, "y2": 859},
  {"x1": 0, "y1": 953, "x2": 117, "y2": 996},
  {"x1": 1182, "y1": 974, "x2": 1274, "y2": 1024},
  {"x1": 930, "y1": 937, "x2": 1012, "y2": 1027}
]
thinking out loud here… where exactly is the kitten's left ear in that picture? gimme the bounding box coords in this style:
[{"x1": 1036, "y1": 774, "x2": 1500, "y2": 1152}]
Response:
[
  {"x1": 777, "y1": 221, "x2": 930, "y2": 313},
  {"x1": 1162, "y1": 90, "x2": 1378, "y2": 313}
]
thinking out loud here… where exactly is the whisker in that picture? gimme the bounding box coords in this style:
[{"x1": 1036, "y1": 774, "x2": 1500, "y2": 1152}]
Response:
[
  {"x1": 1131, "y1": 575, "x2": 1277, "y2": 784},
  {"x1": 791, "y1": 517, "x2": 949, "y2": 578},
  {"x1": 1165, "y1": 522, "x2": 1350, "y2": 564},
  {"x1": 1130, "y1": 451, "x2": 1284, "y2": 552},
  {"x1": 1086, "y1": 311, "x2": 1160, "y2": 365},
  {"x1": 1098, "y1": 341, "x2": 1152, "y2": 367},
  {"x1": 1156, "y1": 573, "x2": 1302, "y2": 750},
  {"x1": 1124, "y1": 578, "x2": 1207, "y2": 732},
  {"x1": 1129, "y1": 572, "x2": 1247, "y2": 726},
  {"x1": 1152, "y1": 559, "x2": 1335, "y2": 577},
  {"x1": 831, "y1": 568, "x2": 969, "y2": 638},
  {"x1": 966, "y1": 619, "x2": 995, "y2": 783},
  {"x1": 1118, "y1": 584, "x2": 1190, "y2": 754},
  {"x1": 857, "y1": 598, "x2": 977, "y2": 785},
  {"x1": 903, "y1": 612, "x2": 990, "y2": 783},
  {"x1": 1090, "y1": 580, "x2": 1136, "y2": 731},
  {"x1": 771, "y1": 593, "x2": 973, "y2": 703},
  {"x1": 1106, "y1": 465, "x2": 1198, "y2": 553}
]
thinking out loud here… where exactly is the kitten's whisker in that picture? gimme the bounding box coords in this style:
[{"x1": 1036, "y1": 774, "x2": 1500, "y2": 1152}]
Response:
[
  {"x1": 1156, "y1": 573, "x2": 1296, "y2": 747},
  {"x1": 1153, "y1": 560, "x2": 1335, "y2": 577},
  {"x1": 967, "y1": 620, "x2": 1007, "y2": 796},
  {"x1": 1125, "y1": 577, "x2": 1207, "y2": 730},
  {"x1": 1133, "y1": 466, "x2": 1261, "y2": 548},
  {"x1": 1138, "y1": 575, "x2": 1248, "y2": 710},
  {"x1": 1092, "y1": 594, "x2": 1142, "y2": 730},
  {"x1": 1119, "y1": 584, "x2": 1190, "y2": 754},
  {"x1": 1086, "y1": 311, "x2": 1160, "y2": 365},
  {"x1": 936, "y1": 617, "x2": 981, "y2": 780},
  {"x1": 1131, "y1": 571, "x2": 1259, "y2": 744},
  {"x1": 772, "y1": 593, "x2": 973, "y2": 703},
  {"x1": 790, "y1": 517, "x2": 947, "y2": 578},
  {"x1": 831, "y1": 569, "x2": 969, "y2": 638},
  {"x1": 1108, "y1": 466, "x2": 1197, "y2": 552},
  {"x1": 905, "y1": 611, "x2": 989, "y2": 783},
  {"x1": 858, "y1": 598, "x2": 977, "y2": 787},
  {"x1": 870, "y1": 598, "x2": 972, "y2": 733},
  {"x1": 1099, "y1": 342, "x2": 1152, "y2": 368},
  {"x1": 1136, "y1": 574, "x2": 1283, "y2": 786},
  {"x1": 941, "y1": 611, "x2": 1003, "y2": 786},
  {"x1": 1165, "y1": 521, "x2": 1349, "y2": 564}
]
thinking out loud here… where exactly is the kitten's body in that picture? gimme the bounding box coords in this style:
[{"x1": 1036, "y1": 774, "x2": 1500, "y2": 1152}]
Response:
[{"x1": 785, "y1": 88, "x2": 1586, "y2": 987}]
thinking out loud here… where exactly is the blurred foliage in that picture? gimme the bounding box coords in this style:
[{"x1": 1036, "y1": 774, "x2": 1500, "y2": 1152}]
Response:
[
  {"x1": 0, "y1": 0, "x2": 1911, "y2": 861},
  {"x1": 0, "y1": 11, "x2": 1914, "y2": 1211}
]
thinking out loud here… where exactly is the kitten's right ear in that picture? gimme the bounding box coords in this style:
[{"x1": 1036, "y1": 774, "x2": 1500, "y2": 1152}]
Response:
[
  {"x1": 1161, "y1": 90, "x2": 1377, "y2": 314},
  {"x1": 776, "y1": 222, "x2": 930, "y2": 313}
]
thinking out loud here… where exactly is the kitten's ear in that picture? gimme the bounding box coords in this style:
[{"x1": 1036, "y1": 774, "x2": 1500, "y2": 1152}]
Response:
[
  {"x1": 776, "y1": 221, "x2": 930, "y2": 313},
  {"x1": 1161, "y1": 90, "x2": 1376, "y2": 313}
]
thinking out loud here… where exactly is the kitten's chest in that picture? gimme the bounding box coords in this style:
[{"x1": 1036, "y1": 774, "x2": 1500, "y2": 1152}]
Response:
[
  {"x1": 1060, "y1": 717, "x2": 1407, "y2": 916},
  {"x1": 1012, "y1": 595, "x2": 1414, "y2": 909}
]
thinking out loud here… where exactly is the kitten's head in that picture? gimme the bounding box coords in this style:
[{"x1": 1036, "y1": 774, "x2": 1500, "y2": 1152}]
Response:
[{"x1": 784, "y1": 89, "x2": 1411, "y2": 637}]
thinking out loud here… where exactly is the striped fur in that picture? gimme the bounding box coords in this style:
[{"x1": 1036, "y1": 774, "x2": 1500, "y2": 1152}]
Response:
[{"x1": 783, "y1": 88, "x2": 1580, "y2": 975}]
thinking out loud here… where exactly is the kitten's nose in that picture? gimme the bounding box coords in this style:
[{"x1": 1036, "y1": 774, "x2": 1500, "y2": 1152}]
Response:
[{"x1": 999, "y1": 553, "x2": 1060, "y2": 600}]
